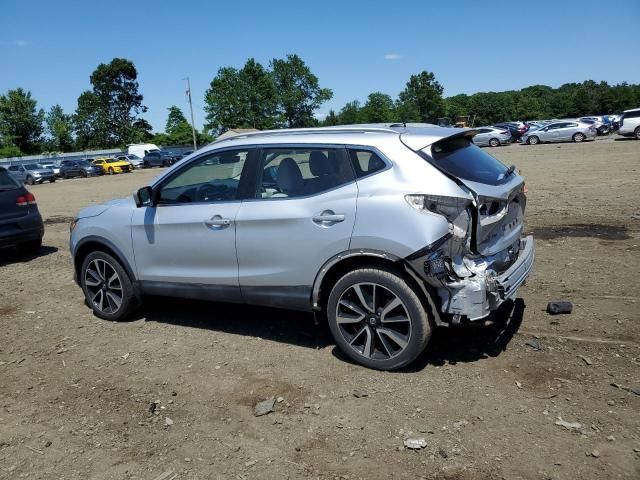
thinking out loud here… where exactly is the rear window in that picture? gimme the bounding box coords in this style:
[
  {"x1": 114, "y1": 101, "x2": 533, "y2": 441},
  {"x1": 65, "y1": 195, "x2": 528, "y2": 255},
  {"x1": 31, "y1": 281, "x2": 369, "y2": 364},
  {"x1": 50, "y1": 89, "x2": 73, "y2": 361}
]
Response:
[
  {"x1": 0, "y1": 169, "x2": 20, "y2": 190},
  {"x1": 426, "y1": 137, "x2": 510, "y2": 185}
]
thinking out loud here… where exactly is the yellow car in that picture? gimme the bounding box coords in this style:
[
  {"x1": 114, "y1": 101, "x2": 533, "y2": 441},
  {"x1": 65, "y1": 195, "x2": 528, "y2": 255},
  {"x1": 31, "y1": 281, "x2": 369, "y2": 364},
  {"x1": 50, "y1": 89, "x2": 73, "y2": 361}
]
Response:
[{"x1": 92, "y1": 157, "x2": 133, "y2": 175}]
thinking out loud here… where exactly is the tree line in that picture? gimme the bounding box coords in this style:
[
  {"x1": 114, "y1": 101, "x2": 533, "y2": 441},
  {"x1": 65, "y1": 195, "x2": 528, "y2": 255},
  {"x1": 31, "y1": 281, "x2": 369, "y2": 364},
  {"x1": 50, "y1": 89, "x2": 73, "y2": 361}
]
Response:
[{"x1": 2, "y1": 54, "x2": 639, "y2": 159}]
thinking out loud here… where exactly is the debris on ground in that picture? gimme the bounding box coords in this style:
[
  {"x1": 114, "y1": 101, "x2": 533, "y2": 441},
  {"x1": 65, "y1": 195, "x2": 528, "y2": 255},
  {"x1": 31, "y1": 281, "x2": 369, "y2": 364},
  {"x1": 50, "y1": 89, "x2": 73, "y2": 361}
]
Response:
[
  {"x1": 578, "y1": 355, "x2": 593, "y2": 366},
  {"x1": 525, "y1": 339, "x2": 543, "y2": 351},
  {"x1": 555, "y1": 417, "x2": 582, "y2": 431},
  {"x1": 148, "y1": 402, "x2": 157, "y2": 415},
  {"x1": 164, "y1": 417, "x2": 174, "y2": 426},
  {"x1": 403, "y1": 438, "x2": 427, "y2": 450},
  {"x1": 547, "y1": 301, "x2": 573, "y2": 315},
  {"x1": 610, "y1": 382, "x2": 640, "y2": 396},
  {"x1": 152, "y1": 470, "x2": 177, "y2": 480},
  {"x1": 254, "y1": 397, "x2": 276, "y2": 417},
  {"x1": 352, "y1": 390, "x2": 369, "y2": 398}
]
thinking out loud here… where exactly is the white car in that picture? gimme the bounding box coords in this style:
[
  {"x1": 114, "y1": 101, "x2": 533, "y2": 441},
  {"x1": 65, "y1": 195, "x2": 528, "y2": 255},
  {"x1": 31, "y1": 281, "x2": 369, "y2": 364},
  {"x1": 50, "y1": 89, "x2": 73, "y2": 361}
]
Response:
[
  {"x1": 115, "y1": 154, "x2": 144, "y2": 168},
  {"x1": 472, "y1": 127, "x2": 512, "y2": 147},
  {"x1": 617, "y1": 108, "x2": 640, "y2": 139}
]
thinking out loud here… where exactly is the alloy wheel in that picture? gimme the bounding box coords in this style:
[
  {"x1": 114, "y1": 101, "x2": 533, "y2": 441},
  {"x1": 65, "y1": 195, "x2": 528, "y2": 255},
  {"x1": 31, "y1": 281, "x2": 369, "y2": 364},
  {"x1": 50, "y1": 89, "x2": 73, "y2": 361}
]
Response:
[
  {"x1": 529, "y1": 136, "x2": 539, "y2": 145},
  {"x1": 574, "y1": 133, "x2": 585, "y2": 142},
  {"x1": 84, "y1": 258, "x2": 123, "y2": 314},
  {"x1": 335, "y1": 282, "x2": 412, "y2": 360}
]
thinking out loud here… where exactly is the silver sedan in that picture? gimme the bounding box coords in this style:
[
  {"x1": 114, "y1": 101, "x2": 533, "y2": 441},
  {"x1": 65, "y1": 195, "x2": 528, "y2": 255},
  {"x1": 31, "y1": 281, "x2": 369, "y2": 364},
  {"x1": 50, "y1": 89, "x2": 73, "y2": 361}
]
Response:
[
  {"x1": 472, "y1": 127, "x2": 512, "y2": 147},
  {"x1": 521, "y1": 121, "x2": 596, "y2": 145}
]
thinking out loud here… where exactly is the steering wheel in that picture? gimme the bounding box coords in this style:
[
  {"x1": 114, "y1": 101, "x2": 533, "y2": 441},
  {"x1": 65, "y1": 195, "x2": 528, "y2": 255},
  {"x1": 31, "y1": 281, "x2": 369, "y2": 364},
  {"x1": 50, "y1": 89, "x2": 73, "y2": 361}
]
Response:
[{"x1": 197, "y1": 183, "x2": 228, "y2": 202}]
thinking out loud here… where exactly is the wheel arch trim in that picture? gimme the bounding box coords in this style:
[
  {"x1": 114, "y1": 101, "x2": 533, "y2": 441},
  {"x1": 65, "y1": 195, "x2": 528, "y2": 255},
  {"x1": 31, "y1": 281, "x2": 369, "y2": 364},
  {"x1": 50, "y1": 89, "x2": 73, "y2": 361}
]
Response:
[{"x1": 73, "y1": 235, "x2": 137, "y2": 284}]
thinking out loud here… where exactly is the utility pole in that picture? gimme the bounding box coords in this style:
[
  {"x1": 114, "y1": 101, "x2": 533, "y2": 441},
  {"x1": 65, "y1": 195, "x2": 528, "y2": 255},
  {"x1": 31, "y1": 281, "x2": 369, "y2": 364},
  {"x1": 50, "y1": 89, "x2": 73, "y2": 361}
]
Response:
[{"x1": 184, "y1": 77, "x2": 197, "y2": 151}]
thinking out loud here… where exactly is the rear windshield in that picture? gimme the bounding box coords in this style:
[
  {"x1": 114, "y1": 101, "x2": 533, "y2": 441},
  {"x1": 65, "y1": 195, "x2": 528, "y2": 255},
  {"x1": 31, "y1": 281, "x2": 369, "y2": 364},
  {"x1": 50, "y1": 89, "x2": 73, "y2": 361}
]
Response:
[
  {"x1": 0, "y1": 169, "x2": 20, "y2": 190},
  {"x1": 425, "y1": 137, "x2": 510, "y2": 185}
]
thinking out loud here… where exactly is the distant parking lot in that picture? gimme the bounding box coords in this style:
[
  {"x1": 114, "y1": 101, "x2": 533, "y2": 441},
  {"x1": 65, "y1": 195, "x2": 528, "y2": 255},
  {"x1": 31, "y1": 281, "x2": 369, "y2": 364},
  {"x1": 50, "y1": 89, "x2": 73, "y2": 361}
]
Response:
[{"x1": 1, "y1": 138, "x2": 639, "y2": 479}]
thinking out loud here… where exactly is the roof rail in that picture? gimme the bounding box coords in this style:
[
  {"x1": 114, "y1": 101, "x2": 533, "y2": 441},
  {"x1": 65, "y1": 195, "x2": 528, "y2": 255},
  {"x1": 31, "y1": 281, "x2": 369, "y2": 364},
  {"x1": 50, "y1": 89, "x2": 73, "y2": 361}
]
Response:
[{"x1": 209, "y1": 125, "x2": 400, "y2": 144}]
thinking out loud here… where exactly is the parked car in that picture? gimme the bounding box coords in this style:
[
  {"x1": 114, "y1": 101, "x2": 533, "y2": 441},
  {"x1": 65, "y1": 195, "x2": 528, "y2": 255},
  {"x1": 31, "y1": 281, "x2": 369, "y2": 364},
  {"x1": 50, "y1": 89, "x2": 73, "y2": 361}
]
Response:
[
  {"x1": 115, "y1": 154, "x2": 144, "y2": 168},
  {"x1": 59, "y1": 160, "x2": 102, "y2": 178},
  {"x1": 493, "y1": 122, "x2": 528, "y2": 142},
  {"x1": 70, "y1": 125, "x2": 534, "y2": 370},
  {"x1": 617, "y1": 108, "x2": 640, "y2": 139},
  {"x1": 40, "y1": 162, "x2": 61, "y2": 178},
  {"x1": 0, "y1": 166, "x2": 44, "y2": 252},
  {"x1": 472, "y1": 127, "x2": 512, "y2": 147},
  {"x1": 127, "y1": 143, "x2": 160, "y2": 160},
  {"x1": 579, "y1": 116, "x2": 610, "y2": 135},
  {"x1": 520, "y1": 121, "x2": 596, "y2": 144},
  {"x1": 92, "y1": 157, "x2": 132, "y2": 175},
  {"x1": 142, "y1": 150, "x2": 176, "y2": 168},
  {"x1": 7, "y1": 163, "x2": 56, "y2": 185}
]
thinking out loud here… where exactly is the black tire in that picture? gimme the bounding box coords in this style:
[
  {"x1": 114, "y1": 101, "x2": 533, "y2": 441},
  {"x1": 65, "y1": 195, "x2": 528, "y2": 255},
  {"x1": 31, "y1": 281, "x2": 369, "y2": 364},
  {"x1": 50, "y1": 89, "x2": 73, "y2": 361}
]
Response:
[
  {"x1": 80, "y1": 251, "x2": 137, "y2": 321},
  {"x1": 26, "y1": 176, "x2": 34, "y2": 185},
  {"x1": 528, "y1": 135, "x2": 539, "y2": 145},
  {"x1": 573, "y1": 132, "x2": 586, "y2": 143},
  {"x1": 108, "y1": 167, "x2": 114, "y2": 175},
  {"x1": 635, "y1": 127, "x2": 640, "y2": 140},
  {"x1": 327, "y1": 267, "x2": 432, "y2": 370},
  {"x1": 49, "y1": 179, "x2": 56, "y2": 183},
  {"x1": 143, "y1": 161, "x2": 150, "y2": 168},
  {"x1": 81, "y1": 170, "x2": 87, "y2": 178},
  {"x1": 489, "y1": 138, "x2": 500, "y2": 147}
]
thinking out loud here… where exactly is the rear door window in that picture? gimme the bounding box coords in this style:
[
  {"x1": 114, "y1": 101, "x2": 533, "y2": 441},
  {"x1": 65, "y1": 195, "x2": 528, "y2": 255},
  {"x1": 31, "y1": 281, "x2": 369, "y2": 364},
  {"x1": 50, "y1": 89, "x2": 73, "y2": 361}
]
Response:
[
  {"x1": 424, "y1": 137, "x2": 510, "y2": 185},
  {"x1": 0, "y1": 169, "x2": 20, "y2": 189},
  {"x1": 348, "y1": 149, "x2": 387, "y2": 178}
]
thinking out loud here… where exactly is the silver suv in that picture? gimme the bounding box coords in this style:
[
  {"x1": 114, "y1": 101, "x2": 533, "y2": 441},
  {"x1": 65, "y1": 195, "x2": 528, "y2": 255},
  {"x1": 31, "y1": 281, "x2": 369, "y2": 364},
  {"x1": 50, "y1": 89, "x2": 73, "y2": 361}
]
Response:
[{"x1": 70, "y1": 126, "x2": 534, "y2": 370}]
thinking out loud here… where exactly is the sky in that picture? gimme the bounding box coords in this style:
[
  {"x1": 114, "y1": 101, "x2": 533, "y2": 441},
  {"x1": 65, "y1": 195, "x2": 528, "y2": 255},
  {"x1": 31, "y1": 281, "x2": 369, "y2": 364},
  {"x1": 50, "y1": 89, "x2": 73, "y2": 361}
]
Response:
[{"x1": 2, "y1": 0, "x2": 639, "y2": 132}]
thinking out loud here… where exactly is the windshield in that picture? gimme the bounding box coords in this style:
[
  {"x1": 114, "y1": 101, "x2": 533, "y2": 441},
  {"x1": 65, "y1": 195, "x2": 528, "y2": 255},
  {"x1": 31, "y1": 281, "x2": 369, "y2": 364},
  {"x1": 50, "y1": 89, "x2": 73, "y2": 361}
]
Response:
[
  {"x1": 107, "y1": 158, "x2": 121, "y2": 163},
  {"x1": 77, "y1": 161, "x2": 91, "y2": 166},
  {"x1": 128, "y1": 154, "x2": 141, "y2": 159},
  {"x1": 425, "y1": 137, "x2": 510, "y2": 185},
  {"x1": 0, "y1": 169, "x2": 20, "y2": 189},
  {"x1": 25, "y1": 163, "x2": 43, "y2": 170}
]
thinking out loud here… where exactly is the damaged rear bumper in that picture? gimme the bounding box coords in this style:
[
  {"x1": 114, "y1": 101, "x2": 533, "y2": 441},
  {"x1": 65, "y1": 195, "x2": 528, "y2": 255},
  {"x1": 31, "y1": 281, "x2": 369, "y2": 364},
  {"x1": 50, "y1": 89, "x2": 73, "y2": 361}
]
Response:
[{"x1": 433, "y1": 236, "x2": 534, "y2": 321}]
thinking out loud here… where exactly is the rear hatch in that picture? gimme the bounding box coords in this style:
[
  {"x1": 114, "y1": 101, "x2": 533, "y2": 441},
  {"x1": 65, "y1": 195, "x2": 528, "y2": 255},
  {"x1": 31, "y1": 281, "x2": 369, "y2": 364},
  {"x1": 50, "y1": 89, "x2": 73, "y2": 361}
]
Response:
[{"x1": 401, "y1": 130, "x2": 526, "y2": 257}]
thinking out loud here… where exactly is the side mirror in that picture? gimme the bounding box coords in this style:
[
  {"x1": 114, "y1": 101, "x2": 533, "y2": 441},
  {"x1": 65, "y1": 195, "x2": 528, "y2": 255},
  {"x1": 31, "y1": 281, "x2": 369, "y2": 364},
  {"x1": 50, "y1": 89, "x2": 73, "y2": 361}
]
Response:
[{"x1": 134, "y1": 186, "x2": 154, "y2": 208}]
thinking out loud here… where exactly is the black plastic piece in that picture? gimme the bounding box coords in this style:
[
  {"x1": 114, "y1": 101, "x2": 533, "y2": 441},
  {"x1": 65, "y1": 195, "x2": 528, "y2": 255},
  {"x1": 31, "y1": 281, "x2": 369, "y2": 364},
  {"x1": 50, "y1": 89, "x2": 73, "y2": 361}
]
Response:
[{"x1": 546, "y1": 301, "x2": 573, "y2": 315}]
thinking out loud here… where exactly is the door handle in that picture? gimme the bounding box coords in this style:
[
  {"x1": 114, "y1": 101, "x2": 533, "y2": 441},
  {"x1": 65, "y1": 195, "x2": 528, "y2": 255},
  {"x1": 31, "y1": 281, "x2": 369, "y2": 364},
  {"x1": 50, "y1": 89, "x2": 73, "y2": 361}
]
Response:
[
  {"x1": 312, "y1": 210, "x2": 345, "y2": 225},
  {"x1": 204, "y1": 215, "x2": 232, "y2": 228}
]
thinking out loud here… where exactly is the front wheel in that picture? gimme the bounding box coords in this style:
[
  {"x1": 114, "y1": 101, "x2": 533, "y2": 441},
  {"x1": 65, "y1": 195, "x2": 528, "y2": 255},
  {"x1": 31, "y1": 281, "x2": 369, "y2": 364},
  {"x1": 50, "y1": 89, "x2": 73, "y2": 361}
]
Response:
[
  {"x1": 108, "y1": 168, "x2": 114, "y2": 175},
  {"x1": 489, "y1": 138, "x2": 500, "y2": 147},
  {"x1": 327, "y1": 267, "x2": 432, "y2": 370},
  {"x1": 573, "y1": 132, "x2": 586, "y2": 143},
  {"x1": 528, "y1": 135, "x2": 539, "y2": 145},
  {"x1": 49, "y1": 178, "x2": 56, "y2": 183},
  {"x1": 26, "y1": 176, "x2": 34, "y2": 185},
  {"x1": 80, "y1": 251, "x2": 137, "y2": 321},
  {"x1": 635, "y1": 127, "x2": 640, "y2": 140}
]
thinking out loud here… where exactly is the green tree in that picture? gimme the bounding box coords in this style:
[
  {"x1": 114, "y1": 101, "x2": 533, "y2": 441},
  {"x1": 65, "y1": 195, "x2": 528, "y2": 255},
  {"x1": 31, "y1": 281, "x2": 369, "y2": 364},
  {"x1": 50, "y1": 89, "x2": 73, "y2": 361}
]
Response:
[
  {"x1": 131, "y1": 118, "x2": 154, "y2": 143},
  {"x1": 74, "y1": 58, "x2": 146, "y2": 148},
  {"x1": 322, "y1": 110, "x2": 339, "y2": 126},
  {"x1": 397, "y1": 71, "x2": 445, "y2": 124},
  {"x1": 338, "y1": 100, "x2": 364, "y2": 124},
  {"x1": 0, "y1": 88, "x2": 45, "y2": 154},
  {"x1": 164, "y1": 105, "x2": 193, "y2": 144},
  {"x1": 45, "y1": 104, "x2": 74, "y2": 151},
  {"x1": 362, "y1": 92, "x2": 396, "y2": 123},
  {"x1": 270, "y1": 54, "x2": 332, "y2": 127},
  {"x1": 204, "y1": 58, "x2": 278, "y2": 133}
]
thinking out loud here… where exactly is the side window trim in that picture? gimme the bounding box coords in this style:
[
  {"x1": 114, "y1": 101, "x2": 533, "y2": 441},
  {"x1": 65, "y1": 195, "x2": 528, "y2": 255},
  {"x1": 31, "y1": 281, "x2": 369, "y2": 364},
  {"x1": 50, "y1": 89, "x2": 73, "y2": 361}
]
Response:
[{"x1": 152, "y1": 146, "x2": 257, "y2": 206}]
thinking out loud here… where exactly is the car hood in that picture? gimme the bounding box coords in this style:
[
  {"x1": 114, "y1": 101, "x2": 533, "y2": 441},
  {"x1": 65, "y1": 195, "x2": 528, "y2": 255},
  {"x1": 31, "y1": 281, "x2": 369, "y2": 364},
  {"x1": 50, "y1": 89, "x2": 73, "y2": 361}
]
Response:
[
  {"x1": 76, "y1": 196, "x2": 134, "y2": 219},
  {"x1": 30, "y1": 168, "x2": 54, "y2": 175}
]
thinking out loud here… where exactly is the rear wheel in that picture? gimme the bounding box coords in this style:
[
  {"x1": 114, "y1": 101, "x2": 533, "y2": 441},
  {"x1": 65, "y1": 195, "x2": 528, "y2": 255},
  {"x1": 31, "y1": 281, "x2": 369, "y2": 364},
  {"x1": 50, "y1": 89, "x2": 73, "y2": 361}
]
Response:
[
  {"x1": 327, "y1": 267, "x2": 432, "y2": 370},
  {"x1": 489, "y1": 138, "x2": 500, "y2": 147},
  {"x1": 22, "y1": 238, "x2": 42, "y2": 253},
  {"x1": 49, "y1": 178, "x2": 56, "y2": 183},
  {"x1": 528, "y1": 135, "x2": 539, "y2": 145},
  {"x1": 80, "y1": 251, "x2": 137, "y2": 321},
  {"x1": 573, "y1": 132, "x2": 586, "y2": 143}
]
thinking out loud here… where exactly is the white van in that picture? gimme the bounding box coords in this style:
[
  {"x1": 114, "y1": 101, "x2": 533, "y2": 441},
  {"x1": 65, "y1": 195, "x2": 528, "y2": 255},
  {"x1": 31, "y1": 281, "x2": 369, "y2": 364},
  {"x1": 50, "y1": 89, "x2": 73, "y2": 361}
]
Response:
[{"x1": 127, "y1": 143, "x2": 160, "y2": 160}]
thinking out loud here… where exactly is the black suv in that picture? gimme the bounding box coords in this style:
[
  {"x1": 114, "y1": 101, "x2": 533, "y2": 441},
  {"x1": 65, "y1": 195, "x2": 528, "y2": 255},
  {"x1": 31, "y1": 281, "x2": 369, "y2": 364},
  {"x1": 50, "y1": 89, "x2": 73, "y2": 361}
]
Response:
[
  {"x1": 59, "y1": 159, "x2": 102, "y2": 178},
  {"x1": 143, "y1": 151, "x2": 176, "y2": 168},
  {"x1": 0, "y1": 166, "x2": 44, "y2": 251}
]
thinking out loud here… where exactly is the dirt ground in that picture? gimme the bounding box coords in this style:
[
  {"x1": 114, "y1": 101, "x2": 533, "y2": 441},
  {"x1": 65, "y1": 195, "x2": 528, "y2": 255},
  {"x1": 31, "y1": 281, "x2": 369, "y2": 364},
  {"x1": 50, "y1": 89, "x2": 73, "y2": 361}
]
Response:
[{"x1": 1, "y1": 138, "x2": 639, "y2": 480}]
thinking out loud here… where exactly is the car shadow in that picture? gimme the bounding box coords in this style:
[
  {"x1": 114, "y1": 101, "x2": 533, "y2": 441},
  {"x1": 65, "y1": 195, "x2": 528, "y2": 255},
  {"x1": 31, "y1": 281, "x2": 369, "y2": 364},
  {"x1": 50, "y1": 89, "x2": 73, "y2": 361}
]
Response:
[
  {"x1": 142, "y1": 297, "x2": 332, "y2": 350},
  {"x1": 0, "y1": 245, "x2": 58, "y2": 266},
  {"x1": 143, "y1": 296, "x2": 525, "y2": 370}
]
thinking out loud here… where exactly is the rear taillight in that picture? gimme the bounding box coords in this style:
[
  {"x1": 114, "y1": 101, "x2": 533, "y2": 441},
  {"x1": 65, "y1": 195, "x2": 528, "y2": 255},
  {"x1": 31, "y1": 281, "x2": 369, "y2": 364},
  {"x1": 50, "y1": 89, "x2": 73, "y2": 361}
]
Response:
[{"x1": 16, "y1": 192, "x2": 36, "y2": 206}]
